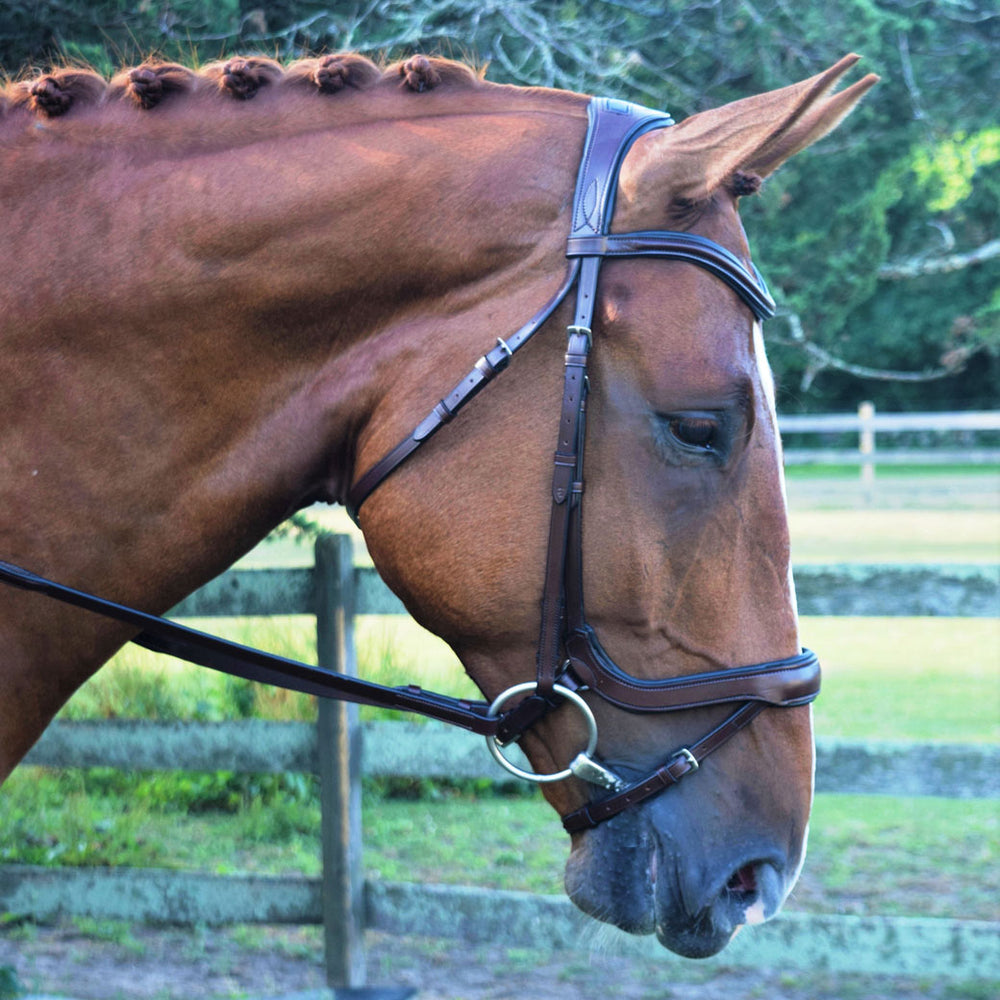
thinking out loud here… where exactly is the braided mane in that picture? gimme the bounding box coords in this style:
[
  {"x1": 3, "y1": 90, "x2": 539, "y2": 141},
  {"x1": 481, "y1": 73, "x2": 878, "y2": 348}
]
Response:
[{"x1": 1, "y1": 53, "x2": 481, "y2": 119}]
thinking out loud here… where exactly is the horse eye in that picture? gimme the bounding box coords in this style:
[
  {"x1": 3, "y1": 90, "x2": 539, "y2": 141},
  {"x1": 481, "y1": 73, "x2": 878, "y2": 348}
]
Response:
[{"x1": 668, "y1": 415, "x2": 718, "y2": 451}]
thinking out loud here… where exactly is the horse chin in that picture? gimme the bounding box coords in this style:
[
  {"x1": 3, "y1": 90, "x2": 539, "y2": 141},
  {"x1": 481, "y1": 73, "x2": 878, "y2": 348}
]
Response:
[{"x1": 564, "y1": 804, "x2": 796, "y2": 958}]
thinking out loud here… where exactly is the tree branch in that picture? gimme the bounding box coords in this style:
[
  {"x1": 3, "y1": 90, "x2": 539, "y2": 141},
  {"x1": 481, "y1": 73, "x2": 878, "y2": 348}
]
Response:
[
  {"x1": 896, "y1": 29, "x2": 928, "y2": 123},
  {"x1": 773, "y1": 313, "x2": 978, "y2": 391},
  {"x1": 878, "y1": 238, "x2": 1000, "y2": 280}
]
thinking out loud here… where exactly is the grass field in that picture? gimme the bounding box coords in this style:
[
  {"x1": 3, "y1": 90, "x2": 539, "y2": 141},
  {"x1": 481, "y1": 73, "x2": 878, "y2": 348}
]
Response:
[
  {"x1": 790, "y1": 509, "x2": 999, "y2": 562},
  {"x1": 1, "y1": 470, "x2": 997, "y2": 955}
]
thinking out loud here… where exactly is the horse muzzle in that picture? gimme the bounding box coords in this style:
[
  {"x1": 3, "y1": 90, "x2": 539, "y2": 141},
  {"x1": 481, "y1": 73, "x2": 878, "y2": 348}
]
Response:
[{"x1": 563, "y1": 778, "x2": 804, "y2": 958}]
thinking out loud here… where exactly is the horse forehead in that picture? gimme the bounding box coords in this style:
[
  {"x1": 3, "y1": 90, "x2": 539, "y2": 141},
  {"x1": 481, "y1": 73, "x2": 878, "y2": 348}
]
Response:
[{"x1": 600, "y1": 263, "x2": 759, "y2": 369}]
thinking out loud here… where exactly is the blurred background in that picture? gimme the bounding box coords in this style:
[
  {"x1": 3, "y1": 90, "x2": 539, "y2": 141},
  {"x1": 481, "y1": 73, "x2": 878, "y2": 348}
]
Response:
[{"x1": 1, "y1": 4, "x2": 996, "y2": 999}]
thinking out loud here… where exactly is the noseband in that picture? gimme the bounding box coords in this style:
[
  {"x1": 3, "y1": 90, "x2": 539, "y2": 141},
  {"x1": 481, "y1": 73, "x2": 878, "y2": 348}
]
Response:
[{"x1": 0, "y1": 98, "x2": 819, "y2": 832}]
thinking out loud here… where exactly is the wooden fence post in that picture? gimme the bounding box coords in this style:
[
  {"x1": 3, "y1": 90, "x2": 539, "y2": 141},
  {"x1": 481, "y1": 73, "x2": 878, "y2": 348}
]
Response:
[{"x1": 314, "y1": 533, "x2": 366, "y2": 988}]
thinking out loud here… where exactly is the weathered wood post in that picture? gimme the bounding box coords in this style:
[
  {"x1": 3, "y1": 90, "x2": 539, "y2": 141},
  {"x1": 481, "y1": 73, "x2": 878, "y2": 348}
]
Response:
[{"x1": 314, "y1": 533, "x2": 366, "y2": 988}]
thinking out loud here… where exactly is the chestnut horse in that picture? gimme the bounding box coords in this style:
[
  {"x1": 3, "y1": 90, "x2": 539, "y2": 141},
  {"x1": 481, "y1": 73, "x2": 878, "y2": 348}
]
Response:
[{"x1": 0, "y1": 52, "x2": 875, "y2": 957}]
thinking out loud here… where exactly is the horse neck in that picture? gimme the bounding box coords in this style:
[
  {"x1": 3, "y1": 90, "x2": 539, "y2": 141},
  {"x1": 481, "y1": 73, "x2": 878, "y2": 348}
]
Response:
[{"x1": 0, "y1": 88, "x2": 586, "y2": 609}]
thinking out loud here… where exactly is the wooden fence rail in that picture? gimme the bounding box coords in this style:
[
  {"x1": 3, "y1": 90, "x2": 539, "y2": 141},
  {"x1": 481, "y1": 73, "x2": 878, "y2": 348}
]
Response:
[
  {"x1": 5, "y1": 539, "x2": 999, "y2": 987},
  {"x1": 21, "y1": 718, "x2": 1000, "y2": 801},
  {"x1": 779, "y1": 408, "x2": 1000, "y2": 433},
  {"x1": 163, "y1": 560, "x2": 999, "y2": 621}
]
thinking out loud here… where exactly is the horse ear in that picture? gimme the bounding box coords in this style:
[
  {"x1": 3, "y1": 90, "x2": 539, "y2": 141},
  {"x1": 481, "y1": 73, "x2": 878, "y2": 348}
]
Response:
[{"x1": 618, "y1": 54, "x2": 879, "y2": 212}]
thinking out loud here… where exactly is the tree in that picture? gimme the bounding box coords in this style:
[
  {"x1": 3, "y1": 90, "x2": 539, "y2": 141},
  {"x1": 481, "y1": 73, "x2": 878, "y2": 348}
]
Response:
[{"x1": 2, "y1": 0, "x2": 996, "y2": 410}]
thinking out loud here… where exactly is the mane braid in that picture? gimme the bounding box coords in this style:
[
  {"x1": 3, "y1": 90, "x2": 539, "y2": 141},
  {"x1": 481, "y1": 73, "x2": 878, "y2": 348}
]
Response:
[
  {"x1": 283, "y1": 54, "x2": 381, "y2": 94},
  {"x1": 108, "y1": 62, "x2": 198, "y2": 110},
  {"x1": 201, "y1": 56, "x2": 283, "y2": 101},
  {"x1": 390, "y1": 55, "x2": 482, "y2": 92},
  {"x1": 0, "y1": 52, "x2": 484, "y2": 119},
  {"x1": 8, "y1": 68, "x2": 107, "y2": 117}
]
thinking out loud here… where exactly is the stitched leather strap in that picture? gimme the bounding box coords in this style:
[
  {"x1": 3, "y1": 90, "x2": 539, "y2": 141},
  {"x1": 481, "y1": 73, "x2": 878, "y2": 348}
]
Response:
[
  {"x1": 345, "y1": 261, "x2": 580, "y2": 522},
  {"x1": 567, "y1": 233, "x2": 775, "y2": 322},
  {"x1": 561, "y1": 701, "x2": 765, "y2": 833},
  {"x1": 535, "y1": 323, "x2": 592, "y2": 696},
  {"x1": 570, "y1": 99, "x2": 675, "y2": 240},
  {"x1": 564, "y1": 635, "x2": 821, "y2": 711},
  {"x1": 534, "y1": 101, "x2": 675, "y2": 696},
  {"x1": 0, "y1": 559, "x2": 500, "y2": 735}
]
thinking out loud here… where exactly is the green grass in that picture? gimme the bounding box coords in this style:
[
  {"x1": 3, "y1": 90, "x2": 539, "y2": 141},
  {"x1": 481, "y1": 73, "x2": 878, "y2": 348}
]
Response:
[
  {"x1": 789, "y1": 509, "x2": 999, "y2": 563},
  {"x1": 58, "y1": 618, "x2": 321, "y2": 724},
  {"x1": 59, "y1": 613, "x2": 471, "y2": 724},
  {"x1": 4, "y1": 768, "x2": 995, "y2": 923},
  {"x1": 784, "y1": 464, "x2": 1000, "y2": 479},
  {"x1": 797, "y1": 795, "x2": 998, "y2": 919},
  {"x1": 803, "y1": 616, "x2": 1000, "y2": 742},
  {"x1": 364, "y1": 792, "x2": 1000, "y2": 919}
]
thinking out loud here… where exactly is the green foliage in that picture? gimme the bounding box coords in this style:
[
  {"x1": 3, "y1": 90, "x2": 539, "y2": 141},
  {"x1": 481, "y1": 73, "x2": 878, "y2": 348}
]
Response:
[
  {"x1": 0, "y1": 763, "x2": 317, "y2": 868},
  {"x1": 1, "y1": 1, "x2": 996, "y2": 408},
  {"x1": 366, "y1": 774, "x2": 537, "y2": 801},
  {"x1": 0, "y1": 1, "x2": 244, "y2": 73},
  {"x1": 913, "y1": 129, "x2": 1000, "y2": 213},
  {"x1": 80, "y1": 767, "x2": 315, "y2": 815},
  {"x1": 68, "y1": 916, "x2": 146, "y2": 953},
  {"x1": 0, "y1": 965, "x2": 20, "y2": 1000},
  {"x1": 1, "y1": 767, "x2": 164, "y2": 867}
]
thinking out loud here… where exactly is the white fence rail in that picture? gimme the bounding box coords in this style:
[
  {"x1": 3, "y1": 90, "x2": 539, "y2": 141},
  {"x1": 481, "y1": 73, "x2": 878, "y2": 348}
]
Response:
[{"x1": 779, "y1": 405, "x2": 1000, "y2": 468}]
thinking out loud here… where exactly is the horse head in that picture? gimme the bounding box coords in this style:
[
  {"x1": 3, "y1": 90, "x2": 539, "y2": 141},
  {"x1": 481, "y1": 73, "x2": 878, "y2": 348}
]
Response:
[
  {"x1": 353, "y1": 56, "x2": 876, "y2": 957},
  {"x1": 0, "y1": 51, "x2": 874, "y2": 958}
]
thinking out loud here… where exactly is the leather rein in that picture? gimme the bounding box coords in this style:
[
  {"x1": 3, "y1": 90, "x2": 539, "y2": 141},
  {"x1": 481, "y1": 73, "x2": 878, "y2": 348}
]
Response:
[{"x1": 0, "y1": 98, "x2": 819, "y2": 833}]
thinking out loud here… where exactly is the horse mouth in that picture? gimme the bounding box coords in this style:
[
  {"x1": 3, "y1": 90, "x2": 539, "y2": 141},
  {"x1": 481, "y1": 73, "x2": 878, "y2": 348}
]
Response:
[
  {"x1": 565, "y1": 818, "x2": 793, "y2": 958},
  {"x1": 647, "y1": 851, "x2": 778, "y2": 958},
  {"x1": 651, "y1": 859, "x2": 781, "y2": 958}
]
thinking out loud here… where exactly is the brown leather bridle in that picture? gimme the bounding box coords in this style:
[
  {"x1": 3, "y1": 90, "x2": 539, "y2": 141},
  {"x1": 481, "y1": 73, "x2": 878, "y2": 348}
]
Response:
[
  {"x1": 0, "y1": 98, "x2": 819, "y2": 832},
  {"x1": 346, "y1": 98, "x2": 820, "y2": 831}
]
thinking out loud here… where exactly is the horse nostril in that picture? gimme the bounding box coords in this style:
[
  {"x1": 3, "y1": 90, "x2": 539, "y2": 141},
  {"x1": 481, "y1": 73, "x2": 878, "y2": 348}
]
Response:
[
  {"x1": 726, "y1": 863, "x2": 758, "y2": 896},
  {"x1": 722, "y1": 860, "x2": 785, "y2": 927}
]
